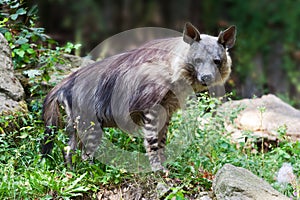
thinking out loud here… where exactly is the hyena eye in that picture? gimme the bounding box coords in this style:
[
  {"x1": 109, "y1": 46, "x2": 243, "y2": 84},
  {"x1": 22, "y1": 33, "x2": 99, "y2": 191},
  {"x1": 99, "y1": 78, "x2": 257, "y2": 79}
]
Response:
[
  {"x1": 194, "y1": 58, "x2": 202, "y2": 64},
  {"x1": 213, "y1": 59, "x2": 222, "y2": 66}
]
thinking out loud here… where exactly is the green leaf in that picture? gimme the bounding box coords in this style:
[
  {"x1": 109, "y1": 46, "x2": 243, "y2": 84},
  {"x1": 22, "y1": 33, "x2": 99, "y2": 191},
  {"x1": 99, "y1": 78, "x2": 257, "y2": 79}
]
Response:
[
  {"x1": 10, "y1": 3, "x2": 20, "y2": 9},
  {"x1": 4, "y1": 32, "x2": 12, "y2": 41},
  {"x1": 0, "y1": 17, "x2": 9, "y2": 27},
  {"x1": 63, "y1": 42, "x2": 78, "y2": 53},
  {"x1": 74, "y1": 44, "x2": 82, "y2": 49},
  {"x1": 42, "y1": 73, "x2": 50, "y2": 82},
  {"x1": 63, "y1": 172, "x2": 88, "y2": 193},
  {"x1": 14, "y1": 49, "x2": 25, "y2": 58},
  {"x1": 16, "y1": 8, "x2": 27, "y2": 15},
  {"x1": 10, "y1": 14, "x2": 18, "y2": 20},
  {"x1": 16, "y1": 37, "x2": 29, "y2": 45},
  {"x1": 21, "y1": 43, "x2": 30, "y2": 50},
  {"x1": 17, "y1": 133, "x2": 28, "y2": 139},
  {"x1": 23, "y1": 69, "x2": 42, "y2": 79},
  {"x1": 26, "y1": 48, "x2": 35, "y2": 54},
  {"x1": 0, "y1": 27, "x2": 9, "y2": 34},
  {"x1": 23, "y1": 55, "x2": 30, "y2": 63}
]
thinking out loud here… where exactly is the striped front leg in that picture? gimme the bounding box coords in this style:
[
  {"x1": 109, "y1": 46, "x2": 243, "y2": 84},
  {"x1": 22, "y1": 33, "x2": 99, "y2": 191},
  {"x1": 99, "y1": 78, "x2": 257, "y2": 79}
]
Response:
[{"x1": 143, "y1": 106, "x2": 169, "y2": 172}]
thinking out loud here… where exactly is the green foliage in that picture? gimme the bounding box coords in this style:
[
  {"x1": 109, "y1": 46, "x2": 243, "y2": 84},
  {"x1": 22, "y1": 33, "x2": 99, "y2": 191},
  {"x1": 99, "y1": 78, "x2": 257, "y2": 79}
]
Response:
[
  {"x1": 1, "y1": 94, "x2": 299, "y2": 199},
  {"x1": 1, "y1": 1, "x2": 299, "y2": 199},
  {"x1": 0, "y1": 0, "x2": 81, "y2": 96},
  {"x1": 164, "y1": 93, "x2": 300, "y2": 199},
  {"x1": 0, "y1": 0, "x2": 51, "y2": 68},
  {"x1": 226, "y1": 0, "x2": 300, "y2": 80}
]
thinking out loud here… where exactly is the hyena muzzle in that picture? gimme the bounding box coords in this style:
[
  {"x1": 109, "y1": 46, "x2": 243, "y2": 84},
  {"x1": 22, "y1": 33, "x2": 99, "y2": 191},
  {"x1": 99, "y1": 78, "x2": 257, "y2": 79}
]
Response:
[{"x1": 41, "y1": 22, "x2": 236, "y2": 171}]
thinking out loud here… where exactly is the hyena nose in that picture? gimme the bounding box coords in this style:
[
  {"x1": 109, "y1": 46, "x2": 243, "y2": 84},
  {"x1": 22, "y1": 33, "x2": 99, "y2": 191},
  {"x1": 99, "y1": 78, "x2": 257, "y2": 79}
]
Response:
[{"x1": 200, "y1": 74, "x2": 213, "y2": 85}]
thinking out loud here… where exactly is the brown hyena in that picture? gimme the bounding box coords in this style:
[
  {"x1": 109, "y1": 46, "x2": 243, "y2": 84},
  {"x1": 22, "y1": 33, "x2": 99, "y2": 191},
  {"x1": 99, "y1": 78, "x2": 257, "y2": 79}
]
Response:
[{"x1": 41, "y1": 22, "x2": 236, "y2": 171}]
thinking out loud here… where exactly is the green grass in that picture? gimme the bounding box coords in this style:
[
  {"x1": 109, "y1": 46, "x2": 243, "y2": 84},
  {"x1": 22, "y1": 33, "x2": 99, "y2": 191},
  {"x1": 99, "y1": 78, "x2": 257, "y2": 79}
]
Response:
[{"x1": 0, "y1": 94, "x2": 299, "y2": 199}]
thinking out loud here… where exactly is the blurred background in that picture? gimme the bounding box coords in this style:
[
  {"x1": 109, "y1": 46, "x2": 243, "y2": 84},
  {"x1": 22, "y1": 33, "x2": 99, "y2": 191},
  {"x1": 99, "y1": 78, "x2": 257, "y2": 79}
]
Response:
[{"x1": 25, "y1": 0, "x2": 300, "y2": 107}]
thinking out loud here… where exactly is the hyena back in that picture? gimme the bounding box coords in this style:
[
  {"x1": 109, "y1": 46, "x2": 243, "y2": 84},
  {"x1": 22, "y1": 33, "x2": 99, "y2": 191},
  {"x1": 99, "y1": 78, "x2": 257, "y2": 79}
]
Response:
[{"x1": 42, "y1": 23, "x2": 236, "y2": 171}]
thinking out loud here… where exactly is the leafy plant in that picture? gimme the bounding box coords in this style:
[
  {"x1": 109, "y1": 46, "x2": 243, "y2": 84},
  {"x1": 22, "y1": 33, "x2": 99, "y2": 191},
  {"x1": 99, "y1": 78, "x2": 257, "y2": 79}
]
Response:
[
  {"x1": 0, "y1": 0, "x2": 81, "y2": 97},
  {"x1": 1, "y1": 0, "x2": 51, "y2": 68},
  {"x1": 1, "y1": 2, "x2": 299, "y2": 199},
  {"x1": 0, "y1": 91, "x2": 300, "y2": 199}
]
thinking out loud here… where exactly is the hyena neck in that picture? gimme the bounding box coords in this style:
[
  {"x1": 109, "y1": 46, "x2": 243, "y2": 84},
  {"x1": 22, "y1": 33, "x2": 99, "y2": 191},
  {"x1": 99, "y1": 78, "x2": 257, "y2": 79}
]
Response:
[{"x1": 167, "y1": 38, "x2": 190, "y2": 73}]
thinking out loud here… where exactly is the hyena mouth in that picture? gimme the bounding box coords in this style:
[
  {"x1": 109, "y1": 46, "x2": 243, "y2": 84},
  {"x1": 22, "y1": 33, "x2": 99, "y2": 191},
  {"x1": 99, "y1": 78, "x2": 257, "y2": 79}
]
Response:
[{"x1": 199, "y1": 80, "x2": 213, "y2": 87}]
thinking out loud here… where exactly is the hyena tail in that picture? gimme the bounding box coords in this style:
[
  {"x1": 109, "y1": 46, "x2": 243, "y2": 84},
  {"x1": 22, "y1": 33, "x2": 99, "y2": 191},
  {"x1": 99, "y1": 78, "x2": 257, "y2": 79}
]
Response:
[{"x1": 41, "y1": 89, "x2": 61, "y2": 157}]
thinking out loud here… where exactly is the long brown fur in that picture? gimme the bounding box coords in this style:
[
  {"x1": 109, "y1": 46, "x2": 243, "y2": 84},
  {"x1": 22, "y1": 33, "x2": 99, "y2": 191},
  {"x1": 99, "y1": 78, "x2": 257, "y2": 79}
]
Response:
[{"x1": 41, "y1": 23, "x2": 236, "y2": 171}]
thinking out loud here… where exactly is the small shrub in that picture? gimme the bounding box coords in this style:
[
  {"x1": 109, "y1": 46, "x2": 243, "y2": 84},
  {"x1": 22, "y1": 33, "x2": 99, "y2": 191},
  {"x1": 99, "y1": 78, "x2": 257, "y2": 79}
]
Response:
[{"x1": 0, "y1": 0, "x2": 80, "y2": 97}]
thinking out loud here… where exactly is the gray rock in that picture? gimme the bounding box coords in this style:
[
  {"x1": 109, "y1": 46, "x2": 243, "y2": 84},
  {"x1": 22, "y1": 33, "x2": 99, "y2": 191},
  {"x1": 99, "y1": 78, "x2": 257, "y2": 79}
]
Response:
[
  {"x1": 0, "y1": 34, "x2": 13, "y2": 70},
  {"x1": 0, "y1": 33, "x2": 26, "y2": 113},
  {"x1": 56, "y1": 54, "x2": 95, "y2": 71},
  {"x1": 198, "y1": 192, "x2": 213, "y2": 200},
  {"x1": 199, "y1": 196, "x2": 212, "y2": 200},
  {"x1": 48, "y1": 54, "x2": 95, "y2": 85},
  {"x1": 213, "y1": 164, "x2": 289, "y2": 200},
  {"x1": 219, "y1": 94, "x2": 300, "y2": 142},
  {"x1": 156, "y1": 182, "x2": 170, "y2": 197}
]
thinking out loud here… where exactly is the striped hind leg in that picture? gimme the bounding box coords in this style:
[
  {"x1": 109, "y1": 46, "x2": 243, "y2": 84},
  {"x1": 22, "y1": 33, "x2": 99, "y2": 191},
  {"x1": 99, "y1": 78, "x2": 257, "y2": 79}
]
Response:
[
  {"x1": 63, "y1": 118, "x2": 77, "y2": 169},
  {"x1": 62, "y1": 101, "x2": 78, "y2": 169},
  {"x1": 78, "y1": 123, "x2": 103, "y2": 162}
]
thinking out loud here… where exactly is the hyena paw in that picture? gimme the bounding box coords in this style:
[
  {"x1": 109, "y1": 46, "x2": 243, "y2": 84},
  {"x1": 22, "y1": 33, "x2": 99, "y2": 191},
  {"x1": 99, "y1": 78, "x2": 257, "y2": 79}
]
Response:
[
  {"x1": 81, "y1": 151, "x2": 94, "y2": 161},
  {"x1": 151, "y1": 162, "x2": 168, "y2": 173}
]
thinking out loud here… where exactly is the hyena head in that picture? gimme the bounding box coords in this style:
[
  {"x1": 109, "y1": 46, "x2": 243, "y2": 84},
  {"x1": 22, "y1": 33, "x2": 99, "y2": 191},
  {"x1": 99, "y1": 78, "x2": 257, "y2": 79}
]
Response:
[{"x1": 182, "y1": 23, "x2": 236, "y2": 91}]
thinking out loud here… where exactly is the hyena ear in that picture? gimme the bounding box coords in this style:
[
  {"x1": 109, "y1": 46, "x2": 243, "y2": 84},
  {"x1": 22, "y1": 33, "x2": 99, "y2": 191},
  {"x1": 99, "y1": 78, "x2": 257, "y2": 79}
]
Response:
[
  {"x1": 183, "y1": 22, "x2": 201, "y2": 45},
  {"x1": 218, "y1": 25, "x2": 237, "y2": 49}
]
